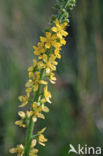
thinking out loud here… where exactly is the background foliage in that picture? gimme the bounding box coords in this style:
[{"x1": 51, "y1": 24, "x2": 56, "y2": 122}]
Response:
[{"x1": 0, "y1": 0, "x2": 103, "y2": 155}]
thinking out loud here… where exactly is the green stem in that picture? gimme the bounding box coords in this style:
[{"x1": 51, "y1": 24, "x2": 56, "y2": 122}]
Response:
[
  {"x1": 24, "y1": 69, "x2": 45, "y2": 156},
  {"x1": 64, "y1": 0, "x2": 71, "y2": 9},
  {"x1": 24, "y1": 116, "x2": 34, "y2": 156}
]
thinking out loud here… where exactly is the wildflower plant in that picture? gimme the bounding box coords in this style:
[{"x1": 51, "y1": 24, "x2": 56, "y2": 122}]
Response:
[{"x1": 9, "y1": 0, "x2": 76, "y2": 155}]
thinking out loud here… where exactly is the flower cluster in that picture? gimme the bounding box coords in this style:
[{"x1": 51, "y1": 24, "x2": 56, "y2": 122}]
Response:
[
  {"x1": 9, "y1": 0, "x2": 76, "y2": 155},
  {"x1": 9, "y1": 19, "x2": 68, "y2": 156},
  {"x1": 9, "y1": 128, "x2": 47, "y2": 156}
]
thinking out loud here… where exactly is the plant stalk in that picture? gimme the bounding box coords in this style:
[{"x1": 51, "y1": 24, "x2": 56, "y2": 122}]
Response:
[
  {"x1": 24, "y1": 0, "x2": 71, "y2": 155},
  {"x1": 24, "y1": 69, "x2": 45, "y2": 156}
]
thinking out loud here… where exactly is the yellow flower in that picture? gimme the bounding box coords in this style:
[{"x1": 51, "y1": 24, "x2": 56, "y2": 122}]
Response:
[
  {"x1": 51, "y1": 19, "x2": 68, "y2": 38},
  {"x1": 52, "y1": 40, "x2": 62, "y2": 49},
  {"x1": 26, "y1": 72, "x2": 41, "y2": 92},
  {"x1": 41, "y1": 32, "x2": 57, "y2": 49},
  {"x1": 41, "y1": 98, "x2": 46, "y2": 104},
  {"x1": 29, "y1": 149, "x2": 38, "y2": 156},
  {"x1": 43, "y1": 55, "x2": 57, "y2": 71},
  {"x1": 32, "y1": 102, "x2": 38, "y2": 109},
  {"x1": 28, "y1": 72, "x2": 34, "y2": 78},
  {"x1": 49, "y1": 72, "x2": 56, "y2": 84},
  {"x1": 60, "y1": 37, "x2": 66, "y2": 45},
  {"x1": 15, "y1": 120, "x2": 26, "y2": 128},
  {"x1": 25, "y1": 88, "x2": 32, "y2": 97},
  {"x1": 42, "y1": 54, "x2": 48, "y2": 62},
  {"x1": 33, "y1": 42, "x2": 45, "y2": 55},
  {"x1": 9, "y1": 144, "x2": 24, "y2": 156},
  {"x1": 44, "y1": 61, "x2": 51, "y2": 69},
  {"x1": 25, "y1": 79, "x2": 33, "y2": 88},
  {"x1": 18, "y1": 96, "x2": 29, "y2": 107},
  {"x1": 26, "y1": 110, "x2": 33, "y2": 118},
  {"x1": 39, "y1": 54, "x2": 57, "y2": 73},
  {"x1": 44, "y1": 85, "x2": 51, "y2": 103},
  {"x1": 38, "y1": 127, "x2": 47, "y2": 146},
  {"x1": 37, "y1": 61, "x2": 45, "y2": 69},
  {"x1": 54, "y1": 47, "x2": 61, "y2": 59},
  {"x1": 38, "y1": 134, "x2": 47, "y2": 146},
  {"x1": 32, "y1": 102, "x2": 45, "y2": 120},
  {"x1": 49, "y1": 54, "x2": 58, "y2": 65},
  {"x1": 11, "y1": 0, "x2": 74, "y2": 152},
  {"x1": 40, "y1": 36, "x2": 46, "y2": 43}
]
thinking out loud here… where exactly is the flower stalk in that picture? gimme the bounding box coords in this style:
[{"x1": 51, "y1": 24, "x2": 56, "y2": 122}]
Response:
[
  {"x1": 24, "y1": 69, "x2": 45, "y2": 155},
  {"x1": 9, "y1": 0, "x2": 76, "y2": 156}
]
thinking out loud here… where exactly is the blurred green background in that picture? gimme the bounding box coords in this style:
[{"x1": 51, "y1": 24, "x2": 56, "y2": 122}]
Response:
[{"x1": 0, "y1": 0, "x2": 103, "y2": 155}]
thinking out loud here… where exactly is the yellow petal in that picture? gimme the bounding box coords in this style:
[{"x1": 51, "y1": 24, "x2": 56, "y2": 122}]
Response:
[
  {"x1": 34, "y1": 50, "x2": 41, "y2": 55},
  {"x1": 30, "y1": 148, "x2": 38, "y2": 156},
  {"x1": 25, "y1": 80, "x2": 33, "y2": 88},
  {"x1": 62, "y1": 22, "x2": 68, "y2": 27},
  {"x1": 39, "y1": 80, "x2": 48, "y2": 85},
  {"x1": 46, "y1": 32, "x2": 51, "y2": 38},
  {"x1": 62, "y1": 30, "x2": 68, "y2": 37},
  {"x1": 42, "y1": 105, "x2": 49, "y2": 113},
  {"x1": 33, "y1": 46, "x2": 37, "y2": 50},
  {"x1": 44, "y1": 85, "x2": 52, "y2": 104},
  {"x1": 32, "y1": 117, "x2": 37, "y2": 122},
  {"x1": 18, "y1": 111, "x2": 25, "y2": 118},
  {"x1": 60, "y1": 38, "x2": 66, "y2": 45},
  {"x1": 42, "y1": 54, "x2": 48, "y2": 62},
  {"x1": 57, "y1": 32, "x2": 62, "y2": 38},
  {"x1": 26, "y1": 111, "x2": 33, "y2": 118},
  {"x1": 49, "y1": 81, "x2": 56, "y2": 84},
  {"x1": 31, "y1": 139, "x2": 37, "y2": 148},
  {"x1": 33, "y1": 59, "x2": 37, "y2": 67},
  {"x1": 39, "y1": 134, "x2": 48, "y2": 142},
  {"x1": 38, "y1": 127, "x2": 46, "y2": 134},
  {"x1": 41, "y1": 98, "x2": 46, "y2": 104},
  {"x1": 15, "y1": 120, "x2": 26, "y2": 128},
  {"x1": 25, "y1": 88, "x2": 32, "y2": 94},
  {"x1": 28, "y1": 72, "x2": 34, "y2": 78},
  {"x1": 51, "y1": 26, "x2": 57, "y2": 32},
  {"x1": 37, "y1": 61, "x2": 45, "y2": 69},
  {"x1": 55, "y1": 19, "x2": 59, "y2": 26},
  {"x1": 45, "y1": 43, "x2": 51, "y2": 49},
  {"x1": 38, "y1": 55, "x2": 42, "y2": 59},
  {"x1": 9, "y1": 148, "x2": 17, "y2": 153},
  {"x1": 39, "y1": 141, "x2": 45, "y2": 146},
  {"x1": 28, "y1": 66, "x2": 34, "y2": 72},
  {"x1": 38, "y1": 113, "x2": 45, "y2": 119},
  {"x1": 19, "y1": 101, "x2": 28, "y2": 107},
  {"x1": 32, "y1": 102, "x2": 38, "y2": 109},
  {"x1": 18, "y1": 96, "x2": 25, "y2": 102},
  {"x1": 40, "y1": 36, "x2": 46, "y2": 42}
]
